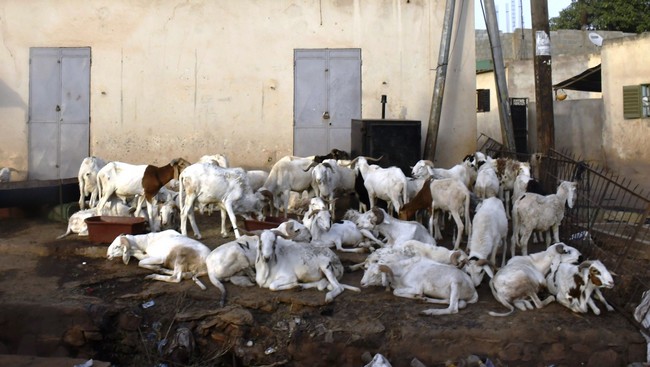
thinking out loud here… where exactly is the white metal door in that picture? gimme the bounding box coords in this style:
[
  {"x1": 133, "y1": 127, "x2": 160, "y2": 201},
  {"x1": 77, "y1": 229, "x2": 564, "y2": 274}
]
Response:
[
  {"x1": 294, "y1": 49, "x2": 361, "y2": 157},
  {"x1": 29, "y1": 47, "x2": 90, "y2": 180}
]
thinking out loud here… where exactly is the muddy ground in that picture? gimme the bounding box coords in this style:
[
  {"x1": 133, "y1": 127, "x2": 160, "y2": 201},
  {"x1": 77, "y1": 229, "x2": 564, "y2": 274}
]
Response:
[{"x1": 0, "y1": 211, "x2": 646, "y2": 367}]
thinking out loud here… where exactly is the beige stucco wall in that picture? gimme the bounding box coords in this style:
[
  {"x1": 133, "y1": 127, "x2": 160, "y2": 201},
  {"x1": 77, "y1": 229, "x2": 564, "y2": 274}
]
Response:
[
  {"x1": 601, "y1": 33, "x2": 650, "y2": 192},
  {"x1": 0, "y1": 0, "x2": 476, "y2": 180},
  {"x1": 476, "y1": 53, "x2": 601, "y2": 151}
]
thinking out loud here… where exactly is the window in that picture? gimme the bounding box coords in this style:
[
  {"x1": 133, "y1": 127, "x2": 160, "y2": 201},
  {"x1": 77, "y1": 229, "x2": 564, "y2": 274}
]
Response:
[
  {"x1": 476, "y1": 89, "x2": 490, "y2": 112},
  {"x1": 623, "y1": 84, "x2": 650, "y2": 119}
]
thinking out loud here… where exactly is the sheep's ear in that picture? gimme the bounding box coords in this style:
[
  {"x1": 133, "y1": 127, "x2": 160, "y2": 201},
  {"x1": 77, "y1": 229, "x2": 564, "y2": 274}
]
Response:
[
  {"x1": 120, "y1": 237, "x2": 131, "y2": 264},
  {"x1": 483, "y1": 264, "x2": 495, "y2": 278},
  {"x1": 378, "y1": 264, "x2": 393, "y2": 277}
]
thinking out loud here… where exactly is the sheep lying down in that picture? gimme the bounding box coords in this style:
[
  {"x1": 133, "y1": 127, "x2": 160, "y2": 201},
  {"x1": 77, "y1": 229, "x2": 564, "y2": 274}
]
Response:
[
  {"x1": 361, "y1": 256, "x2": 478, "y2": 315},
  {"x1": 106, "y1": 230, "x2": 210, "y2": 290}
]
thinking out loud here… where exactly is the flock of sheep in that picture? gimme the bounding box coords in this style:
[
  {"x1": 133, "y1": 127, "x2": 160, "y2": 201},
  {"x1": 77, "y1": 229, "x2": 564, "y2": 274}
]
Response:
[{"x1": 62, "y1": 149, "x2": 615, "y2": 318}]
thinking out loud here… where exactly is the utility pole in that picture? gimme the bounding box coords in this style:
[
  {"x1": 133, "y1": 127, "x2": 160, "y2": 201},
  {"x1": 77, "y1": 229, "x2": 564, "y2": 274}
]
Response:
[
  {"x1": 531, "y1": 1, "x2": 555, "y2": 158},
  {"x1": 423, "y1": 0, "x2": 455, "y2": 161},
  {"x1": 483, "y1": 0, "x2": 516, "y2": 152}
]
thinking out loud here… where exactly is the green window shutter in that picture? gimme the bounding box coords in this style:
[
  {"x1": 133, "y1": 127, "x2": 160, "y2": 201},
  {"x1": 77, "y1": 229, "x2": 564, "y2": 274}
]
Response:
[{"x1": 623, "y1": 85, "x2": 642, "y2": 119}]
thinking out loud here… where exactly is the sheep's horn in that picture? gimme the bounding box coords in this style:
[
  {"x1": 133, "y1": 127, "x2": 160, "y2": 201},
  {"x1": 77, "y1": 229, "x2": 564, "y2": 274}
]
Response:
[
  {"x1": 303, "y1": 160, "x2": 320, "y2": 172},
  {"x1": 339, "y1": 156, "x2": 359, "y2": 167},
  {"x1": 365, "y1": 155, "x2": 384, "y2": 162}
]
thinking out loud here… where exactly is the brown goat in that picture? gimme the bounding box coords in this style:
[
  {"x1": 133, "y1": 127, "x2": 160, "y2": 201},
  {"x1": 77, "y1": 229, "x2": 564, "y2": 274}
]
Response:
[
  {"x1": 142, "y1": 158, "x2": 190, "y2": 203},
  {"x1": 398, "y1": 178, "x2": 433, "y2": 221}
]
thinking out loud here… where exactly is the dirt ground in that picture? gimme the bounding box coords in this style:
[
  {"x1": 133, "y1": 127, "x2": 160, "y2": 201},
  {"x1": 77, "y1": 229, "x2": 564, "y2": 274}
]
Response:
[{"x1": 0, "y1": 211, "x2": 647, "y2": 367}]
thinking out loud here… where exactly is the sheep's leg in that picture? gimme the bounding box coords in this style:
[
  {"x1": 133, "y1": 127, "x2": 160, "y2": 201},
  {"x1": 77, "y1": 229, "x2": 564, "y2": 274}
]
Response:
[
  {"x1": 320, "y1": 262, "x2": 357, "y2": 303},
  {"x1": 134, "y1": 195, "x2": 146, "y2": 218},
  {"x1": 222, "y1": 202, "x2": 241, "y2": 238},
  {"x1": 392, "y1": 288, "x2": 447, "y2": 304},
  {"x1": 530, "y1": 293, "x2": 555, "y2": 309},
  {"x1": 432, "y1": 211, "x2": 443, "y2": 240},
  {"x1": 551, "y1": 224, "x2": 560, "y2": 246},
  {"x1": 146, "y1": 199, "x2": 160, "y2": 232},
  {"x1": 421, "y1": 284, "x2": 461, "y2": 315},
  {"x1": 180, "y1": 193, "x2": 201, "y2": 239},
  {"x1": 219, "y1": 208, "x2": 230, "y2": 238},
  {"x1": 229, "y1": 275, "x2": 256, "y2": 287},
  {"x1": 591, "y1": 288, "x2": 614, "y2": 313},
  {"x1": 519, "y1": 230, "x2": 532, "y2": 256},
  {"x1": 450, "y1": 210, "x2": 464, "y2": 250},
  {"x1": 137, "y1": 256, "x2": 166, "y2": 271},
  {"x1": 359, "y1": 229, "x2": 385, "y2": 247},
  {"x1": 268, "y1": 276, "x2": 301, "y2": 291},
  {"x1": 89, "y1": 189, "x2": 99, "y2": 209}
]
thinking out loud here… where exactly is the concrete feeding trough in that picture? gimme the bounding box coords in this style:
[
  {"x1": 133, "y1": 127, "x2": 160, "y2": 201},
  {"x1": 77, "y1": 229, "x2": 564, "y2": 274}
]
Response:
[
  {"x1": 85, "y1": 216, "x2": 148, "y2": 243},
  {"x1": 243, "y1": 216, "x2": 289, "y2": 231}
]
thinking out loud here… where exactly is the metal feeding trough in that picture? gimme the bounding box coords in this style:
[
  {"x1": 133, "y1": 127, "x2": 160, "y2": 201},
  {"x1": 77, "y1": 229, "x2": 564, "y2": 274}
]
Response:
[
  {"x1": 243, "y1": 216, "x2": 289, "y2": 231},
  {"x1": 85, "y1": 216, "x2": 148, "y2": 244}
]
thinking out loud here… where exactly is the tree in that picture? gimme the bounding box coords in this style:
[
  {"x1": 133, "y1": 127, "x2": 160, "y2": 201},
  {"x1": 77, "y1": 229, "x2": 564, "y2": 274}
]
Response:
[{"x1": 550, "y1": 0, "x2": 650, "y2": 33}]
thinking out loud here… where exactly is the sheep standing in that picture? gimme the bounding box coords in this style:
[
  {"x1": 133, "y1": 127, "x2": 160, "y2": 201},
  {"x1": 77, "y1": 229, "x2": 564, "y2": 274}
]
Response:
[
  {"x1": 179, "y1": 163, "x2": 268, "y2": 239},
  {"x1": 465, "y1": 197, "x2": 508, "y2": 286},
  {"x1": 77, "y1": 156, "x2": 106, "y2": 209},
  {"x1": 511, "y1": 180, "x2": 577, "y2": 256}
]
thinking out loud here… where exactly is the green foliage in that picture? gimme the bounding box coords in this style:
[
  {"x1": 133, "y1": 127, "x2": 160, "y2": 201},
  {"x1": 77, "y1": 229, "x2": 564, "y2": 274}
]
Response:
[{"x1": 550, "y1": 0, "x2": 650, "y2": 33}]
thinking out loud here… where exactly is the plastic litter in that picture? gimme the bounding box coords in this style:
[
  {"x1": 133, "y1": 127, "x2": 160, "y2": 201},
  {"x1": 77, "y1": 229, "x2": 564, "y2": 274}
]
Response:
[
  {"x1": 73, "y1": 359, "x2": 93, "y2": 367},
  {"x1": 142, "y1": 300, "x2": 155, "y2": 309},
  {"x1": 265, "y1": 346, "x2": 276, "y2": 355}
]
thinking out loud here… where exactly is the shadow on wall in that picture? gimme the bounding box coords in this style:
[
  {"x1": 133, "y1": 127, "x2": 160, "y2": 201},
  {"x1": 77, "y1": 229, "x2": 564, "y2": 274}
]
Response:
[{"x1": 0, "y1": 79, "x2": 26, "y2": 109}]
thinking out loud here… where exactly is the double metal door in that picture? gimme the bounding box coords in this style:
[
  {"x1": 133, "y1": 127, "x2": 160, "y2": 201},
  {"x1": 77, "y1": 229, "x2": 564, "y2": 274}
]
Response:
[
  {"x1": 28, "y1": 47, "x2": 90, "y2": 180},
  {"x1": 293, "y1": 49, "x2": 361, "y2": 157}
]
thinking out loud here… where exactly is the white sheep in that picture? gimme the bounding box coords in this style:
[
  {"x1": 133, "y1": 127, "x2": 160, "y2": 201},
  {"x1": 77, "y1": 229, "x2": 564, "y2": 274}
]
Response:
[
  {"x1": 206, "y1": 219, "x2": 312, "y2": 307},
  {"x1": 57, "y1": 197, "x2": 136, "y2": 239},
  {"x1": 399, "y1": 178, "x2": 471, "y2": 250},
  {"x1": 360, "y1": 256, "x2": 478, "y2": 315},
  {"x1": 178, "y1": 162, "x2": 268, "y2": 239},
  {"x1": 198, "y1": 153, "x2": 229, "y2": 167},
  {"x1": 411, "y1": 155, "x2": 477, "y2": 189},
  {"x1": 489, "y1": 157, "x2": 531, "y2": 218},
  {"x1": 106, "y1": 230, "x2": 210, "y2": 289},
  {"x1": 511, "y1": 180, "x2": 577, "y2": 256},
  {"x1": 488, "y1": 243, "x2": 582, "y2": 317},
  {"x1": 473, "y1": 161, "x2": 499, "y2": 199},
  {"x1": 356, "y1": 207, "x2": 435, "y2": 247},
  {"x1": 347, "y1": 156, "x2": 408, "y2": 216},
  {"x1": 546, "y1": 259, "x2": 614, "y2": 315},
  {"x1": 206, "y1": 235, "x2": 260, "y2": 307},
  {"x1": 77, "y1": 156, "x2": 106, "y2": 209},
  {"x1": 465, "y1": 197, "x2": 508, "y2": 286},
  {"x1": 305, "y1": 208, "x2": 382, "y2": 253},
  {"x1": 258, "y1": 155, "x2": 316, "y2": 217},
  {"x1": 255, "y1": 229, "x2": 360, "y2": 303}
]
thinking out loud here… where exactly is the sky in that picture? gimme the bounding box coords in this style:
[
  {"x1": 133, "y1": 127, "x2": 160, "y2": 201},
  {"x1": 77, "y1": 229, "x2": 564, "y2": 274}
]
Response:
[{"x1": 475, "y1": 0, "x2": 573, "y2": 31}]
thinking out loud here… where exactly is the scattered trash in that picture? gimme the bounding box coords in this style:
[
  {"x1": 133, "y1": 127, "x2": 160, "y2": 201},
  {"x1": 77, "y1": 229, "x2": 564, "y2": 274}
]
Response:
[
  {"x1": 570, "y1": 230, "x2": 590, "y2": 241},
  {"x1": 142, "y1": 300, "x2": 155, "y2": 309},
  {"x1": 81, "y1": 261, "x2": 87, "y2": 265},
  {"x1": 265, "y1": 346, "x2": 276, "y2": 355},
  {"x1": 73, "y1": 359, "x2": 93, "y2": 367},
  {"x1": 246, "y1": 340, "x2": 254, "y2": 347}
]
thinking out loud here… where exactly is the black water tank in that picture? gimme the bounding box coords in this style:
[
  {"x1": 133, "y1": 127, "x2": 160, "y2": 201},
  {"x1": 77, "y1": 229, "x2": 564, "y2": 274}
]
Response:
[{"x1": 350, "y1": 119, "x2": 421, "y2": 176}]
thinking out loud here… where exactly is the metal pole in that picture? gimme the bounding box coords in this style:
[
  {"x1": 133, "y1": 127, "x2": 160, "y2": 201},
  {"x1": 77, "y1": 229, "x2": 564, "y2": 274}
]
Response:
[
  {"x1": 482, "y1": 0, "x2": 516, "y2": 152},
  {"x1": 423, "y1": 0, "x2": 455, "y2": 161},
  {"x1": 531, "y1": 0, "x2": 555, "y2": 187}
]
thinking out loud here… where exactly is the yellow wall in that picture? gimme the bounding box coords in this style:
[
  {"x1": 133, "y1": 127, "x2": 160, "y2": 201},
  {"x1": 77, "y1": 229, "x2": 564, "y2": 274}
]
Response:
[
  {"x1": 0, "y1": 0, "x2": 476, "y2": 179},
  {"x1": 601, "y1": 33, "x2": 650, "y2": 185}
]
